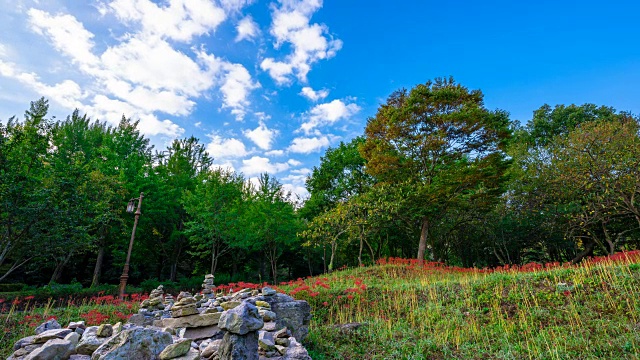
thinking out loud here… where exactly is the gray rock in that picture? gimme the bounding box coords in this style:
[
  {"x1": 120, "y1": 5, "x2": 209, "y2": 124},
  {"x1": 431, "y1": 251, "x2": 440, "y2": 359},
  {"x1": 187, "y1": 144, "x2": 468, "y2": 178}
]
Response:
[
  {"x1": 14, "y1": 335, "x2": 36, "y2": 350},
  {"x1": 283, "y1": 338, "x2": 311, "y2": 360},
  {"x1": 24, "y1": 339, "x2": 75, "y2": 360},
  {"x1": 96, "y1": 324, "x2": 113, "y2": 337},
  {"x1": 64, "y1": 332, "x2": 80, "y2": 346},
  {"x1": 261, "y1": 287, "x2": 276, "y2": 296},
  {"x1": 70, "y1": 356, "x2": 91, "y2": 360},
  {"x1": 218, "y1": 331, "x2": 258, "y2": 360},
  {"x1": 201, "y1": 339, "x2": 222, "y2": 358},
  {"x1": 218, "y1": 303, "x2": 263, "y2": 335},
  {"x1": 128, "y1": 313, "x2": 154, "y2": 327},
  {"x1": 182, "y1": 325, "x2": 223, "y2": 340},
  {"x1": 91, "y1": 327, "x2": 172, "y2": 360},
  {"x1": 171, "y1": 348, "x2": 199, "y2": 360},
  {"x1": 76, "y1": 326, "x2": 106, "y2": 355},
  {"x1": 159, "y1": 339, "x2": 191, "y2": 360},
  {"x1": 258, "y1": 331, "x2": 275, "y2": 351},
  {"x1": 33, "y1": 329, "x2": 72, "y2": 343},
  {"x1": 265, "y1": 297, "x2": 311, "y2": 342},
  {"x1": 35, "y1": 319, "x2": 61, "y2": 335},
  {"x1": 67, "y1": 321, "x2": 86, "y2": 330},
  {"x1": 259, "y1": 310, "x2": 277, "y2": 322}
]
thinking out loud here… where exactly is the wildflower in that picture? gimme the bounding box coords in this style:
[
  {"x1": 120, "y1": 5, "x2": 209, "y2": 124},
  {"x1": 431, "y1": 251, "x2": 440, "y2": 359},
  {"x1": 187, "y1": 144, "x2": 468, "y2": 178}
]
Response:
[
  {"x1": 323, "y1": 301, "x2": 329, "y2": 306},
  {"x1": 347, "y1": 294, "x2": 354, "y2": 300}
]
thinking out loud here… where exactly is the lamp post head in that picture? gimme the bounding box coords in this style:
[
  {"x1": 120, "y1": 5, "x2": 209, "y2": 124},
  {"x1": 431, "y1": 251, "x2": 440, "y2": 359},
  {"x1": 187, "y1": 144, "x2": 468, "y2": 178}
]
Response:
[{"x1": 126, "y1": 200, "x2": 135, "y2": 213}]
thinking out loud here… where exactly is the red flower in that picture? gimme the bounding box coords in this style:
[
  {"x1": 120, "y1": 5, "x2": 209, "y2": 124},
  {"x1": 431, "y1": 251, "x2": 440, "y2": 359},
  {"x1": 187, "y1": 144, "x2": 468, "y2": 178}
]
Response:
[{"x1": 322, "y1": 301, "x2": 329, "y2": 306}]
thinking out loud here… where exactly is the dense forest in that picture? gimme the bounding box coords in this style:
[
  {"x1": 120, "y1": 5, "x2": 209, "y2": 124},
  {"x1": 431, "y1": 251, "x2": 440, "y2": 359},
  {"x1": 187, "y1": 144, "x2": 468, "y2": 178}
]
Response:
[{"x1": 2, "y1": 78, "x2": 639, "y2": 288}]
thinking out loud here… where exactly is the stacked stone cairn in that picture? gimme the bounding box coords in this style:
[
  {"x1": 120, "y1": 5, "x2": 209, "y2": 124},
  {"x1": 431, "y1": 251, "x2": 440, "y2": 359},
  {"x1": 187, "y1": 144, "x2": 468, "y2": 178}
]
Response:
[{"x1": 7, "y1": 274, "x2": 311, "y2": 360}]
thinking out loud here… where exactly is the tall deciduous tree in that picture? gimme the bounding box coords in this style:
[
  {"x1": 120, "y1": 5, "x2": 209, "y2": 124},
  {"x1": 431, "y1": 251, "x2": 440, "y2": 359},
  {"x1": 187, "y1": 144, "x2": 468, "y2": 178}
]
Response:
[
  {"x1": 0, "y1": 98, "x2": 52, "y2": 281},
  {"x1": 183, "y1": 168, "x2": 245, "y2": 276},
  {"x1": 361, "y1": 78, "x2": 511, "y2": 262}
]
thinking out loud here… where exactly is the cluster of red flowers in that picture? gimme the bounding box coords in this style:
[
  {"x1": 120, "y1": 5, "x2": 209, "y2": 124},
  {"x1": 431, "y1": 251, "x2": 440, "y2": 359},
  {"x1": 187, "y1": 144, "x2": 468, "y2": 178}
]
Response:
[
  {"x1": 81, "y1": 309, "x2": 110, "y2": 325},
  {"x1": 376, "y1": 250, "x2": 640, "y2": 274},
  {"x1": 18, "y1": 314, "x2": 57, "y2": 328}
]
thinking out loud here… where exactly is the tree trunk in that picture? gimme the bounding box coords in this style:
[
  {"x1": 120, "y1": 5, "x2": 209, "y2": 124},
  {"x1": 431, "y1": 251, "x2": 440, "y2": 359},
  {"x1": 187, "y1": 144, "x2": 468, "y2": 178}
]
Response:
[
  {"x1": 91, "y1": 245, "x2": 105, "y2": 287},
  {"x1": 211, "y1": 239, "x2": 217, "y2": 275},
  {"x1": 49, "y1": 252, "x2": 72, "y2": 284},
  {"x1": 358, "y1": 225, "x2": 363, "y2": 266},
  {"x1": 417, "y1": 217, "x2": 429, "y2": 264},
  {"x1": 328, "y1": 241, "x2": 337, "y2": 271},
  {"x1": 571, "y1": 240, "x2": 595, "y2": 264}
]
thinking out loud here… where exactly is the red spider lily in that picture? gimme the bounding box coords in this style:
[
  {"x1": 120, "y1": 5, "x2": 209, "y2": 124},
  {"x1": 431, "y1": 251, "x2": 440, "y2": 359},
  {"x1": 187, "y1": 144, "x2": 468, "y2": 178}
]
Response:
[{"x1": 322, "y1": 301, "x2": 329, "y2": 306}]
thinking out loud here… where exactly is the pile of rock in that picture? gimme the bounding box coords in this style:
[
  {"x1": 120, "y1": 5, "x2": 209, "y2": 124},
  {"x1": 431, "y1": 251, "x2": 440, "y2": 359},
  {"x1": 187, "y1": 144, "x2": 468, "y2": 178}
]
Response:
[
  {"x1": 202, "y1": 274, "x2": 216, "y2": 298},
  {"x1": 7, "y1": 275, "x2": 312, "y2": 360}
]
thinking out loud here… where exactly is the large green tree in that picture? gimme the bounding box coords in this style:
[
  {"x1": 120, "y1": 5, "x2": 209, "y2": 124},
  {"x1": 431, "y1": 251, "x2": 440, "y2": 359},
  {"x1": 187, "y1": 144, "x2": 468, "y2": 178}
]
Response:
[{"x1": 361, "y1": 78, "x2": 512, "y2": 262}]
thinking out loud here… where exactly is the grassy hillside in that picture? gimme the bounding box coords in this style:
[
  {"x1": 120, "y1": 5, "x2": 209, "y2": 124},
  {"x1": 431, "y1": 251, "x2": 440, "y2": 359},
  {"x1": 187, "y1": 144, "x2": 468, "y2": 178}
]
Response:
[{"x1": 281, "y1": 251, "x2": 640, "y2": 359}]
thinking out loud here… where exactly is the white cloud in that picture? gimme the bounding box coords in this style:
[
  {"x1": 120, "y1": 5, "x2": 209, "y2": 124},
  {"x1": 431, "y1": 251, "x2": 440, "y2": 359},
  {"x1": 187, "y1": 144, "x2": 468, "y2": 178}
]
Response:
[
  {"x1": 0, "y1": 59, "x2": 86, "y2": 110},
  {"x1": 301, "y1": 99, "x2": 360, "y2": 134},
  {"x1": 219, "y1": 62, "x2": 260, "y2": 120},
  {"x1": 261, "y1": 0, "x2": 342, "y2": 84},
  {"x1": 8, "y1": 5, "x2": 261, "y2": 137},
  {"x1": 27, "y1": 9, "x2": 100, "y2": 71},
  {"x1": 288, "y1": 135, "x2": 329, "y2": 154},
  {"x1": 260, "y1": 58, "x2": 293, "y2": 85},
  {"x1": 107, "y1": 0, "x2": 227, "y2": 42},
  {"x1": 206, "y1": 133, "x2": 249, "y2": 159},
  {"x1": 219, "y1": 0, "x2": 254, "y2": 12},
  {"x1": 265, "y1": 149, "x2": 284, "y2": 156},
  {"x1": 287, "y1": 159, "x2": 302, "y2": 166},
  {"x1": 241, "y1": 156, "x2": 290, "y2": 176},
  {"x1": 300, "y1": 86, "x2": 328, "y2": 101},
  {"x1": 235, "y1": 15, "x2": 260, "y2": 42},
  {"x1": 243, "y1": 121, "x2": 277, "y2": 150}
]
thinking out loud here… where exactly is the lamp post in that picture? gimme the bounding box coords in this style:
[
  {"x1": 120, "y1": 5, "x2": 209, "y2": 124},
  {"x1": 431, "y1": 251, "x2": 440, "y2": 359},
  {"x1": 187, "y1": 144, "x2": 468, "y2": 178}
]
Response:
[{"x1": 119, "y1": 192, "x2": 143, "y2": 300}]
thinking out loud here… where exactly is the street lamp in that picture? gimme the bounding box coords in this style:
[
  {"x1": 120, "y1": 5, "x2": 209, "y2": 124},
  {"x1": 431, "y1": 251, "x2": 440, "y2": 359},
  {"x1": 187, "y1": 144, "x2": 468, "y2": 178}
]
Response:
[{"x1": 119, "y1": 192, "x2": 144, "y2": 300}]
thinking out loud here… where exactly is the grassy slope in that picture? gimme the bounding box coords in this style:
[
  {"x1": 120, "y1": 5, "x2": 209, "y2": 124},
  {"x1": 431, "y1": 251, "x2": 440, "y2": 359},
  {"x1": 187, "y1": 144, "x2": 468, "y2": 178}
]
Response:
[{"x1": 284, "y1": 257, "x2": 640, "y2": 359}]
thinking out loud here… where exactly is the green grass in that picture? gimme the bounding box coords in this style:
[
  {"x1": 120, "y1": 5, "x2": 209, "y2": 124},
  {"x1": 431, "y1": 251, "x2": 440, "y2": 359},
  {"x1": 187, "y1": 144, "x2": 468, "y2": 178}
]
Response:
[
  {"x1": 282, "y1": 256, "x2": 640, "y2": 359},
  {"x1": 1, "y1": 295, "x2": 141, "y2": 359}
]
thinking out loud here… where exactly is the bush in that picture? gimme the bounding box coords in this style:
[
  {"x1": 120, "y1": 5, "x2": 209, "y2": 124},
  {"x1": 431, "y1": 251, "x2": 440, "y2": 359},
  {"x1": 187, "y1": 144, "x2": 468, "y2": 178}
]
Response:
[{"x1": 0, "y1": 283, "x2": 27, "y2": 292}]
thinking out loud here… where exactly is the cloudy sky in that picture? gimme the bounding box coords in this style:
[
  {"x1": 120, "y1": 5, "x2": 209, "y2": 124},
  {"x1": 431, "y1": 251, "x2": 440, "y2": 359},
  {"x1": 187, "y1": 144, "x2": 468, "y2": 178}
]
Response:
[{"x1": 1, "y1": 0, "x2": 639, "y2": 197}]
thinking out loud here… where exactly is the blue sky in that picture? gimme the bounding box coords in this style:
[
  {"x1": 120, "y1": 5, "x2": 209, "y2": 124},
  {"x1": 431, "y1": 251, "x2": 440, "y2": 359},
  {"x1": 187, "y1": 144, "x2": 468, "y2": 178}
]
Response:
[{"x1": 1, "y1": 0, "x2": 639, "y2": 197}]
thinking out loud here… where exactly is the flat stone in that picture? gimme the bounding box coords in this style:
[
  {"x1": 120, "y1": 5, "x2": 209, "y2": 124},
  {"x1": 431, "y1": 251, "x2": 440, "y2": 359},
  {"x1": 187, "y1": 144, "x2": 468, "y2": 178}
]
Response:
[
  {"x1": 33, "y1": 329, "x2": 72, "y2": 343},
  {"x1": 171, "y1": 306, "x2": 198, "y2": 318},
  {"x1": 263, "y1": 322, "x2": 277, "y2": 331},
  {"x1": 35, "y1": 319, "x2": 61, "y2": 335},
  {"x1": 161, "y1": 312, "x2": 221, "y2": 328},
  {"x1": 220, "y1": 301, "x2": 241, "y2": 310},
  {"x1": 182, "y1": 325, "x2": 223, "y2": 340},
  {"x1": 275, "y1": 345, "x2": 287, "y2": 355},
  {"x1": 67, "y1": 321, "x2": 86, "y2": 330},
  {"x1": 255, "y1": 301, "x2": 270, "y2": 308},
  {"x1": 24, "y1": 339, "x2": 74, "y2": 360},
  {"x1": 14, "y1": 335, "x2": 36, "y2": 350},
  {"x1": 201, "y1": 339, "x2": 222, "y2": 358},
  {"x1": 159, "y1": 339, "x2": 191, "y2": 360}
]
